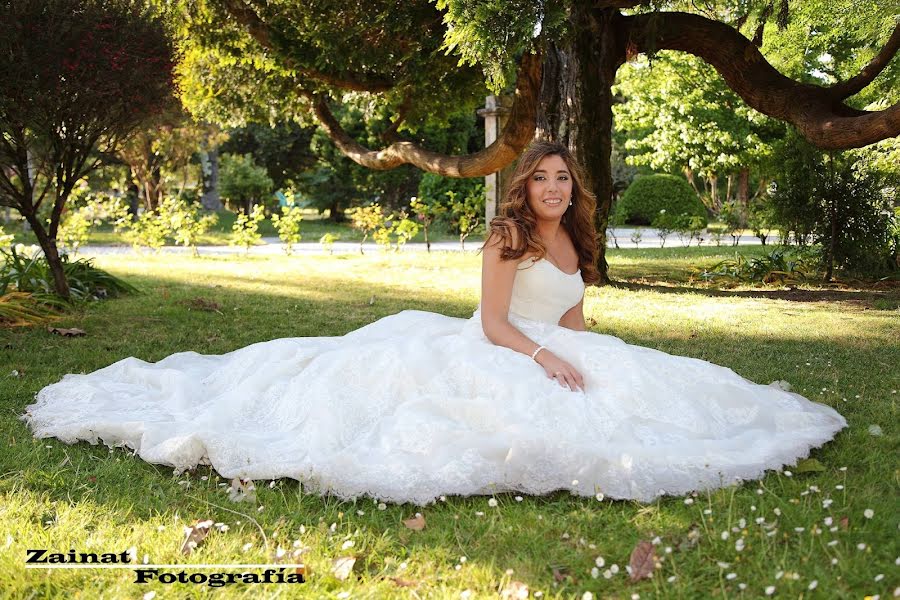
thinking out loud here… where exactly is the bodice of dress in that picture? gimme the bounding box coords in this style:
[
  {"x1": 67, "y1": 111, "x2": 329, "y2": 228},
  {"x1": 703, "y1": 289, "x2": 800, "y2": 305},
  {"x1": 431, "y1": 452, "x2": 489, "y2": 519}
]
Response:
[{"x1": 473, "y1": 257, "x2": 585, "y2": 326}]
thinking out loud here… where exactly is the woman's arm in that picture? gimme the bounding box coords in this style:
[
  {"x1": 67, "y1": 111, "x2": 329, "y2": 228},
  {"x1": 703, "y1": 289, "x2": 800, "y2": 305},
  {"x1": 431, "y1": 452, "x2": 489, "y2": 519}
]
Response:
[
  {"x1": 480, "y1": 230, "x2": 585, "y2": 391},
  {"x1": 558, "y1": 296, "x2": 587, "y2": 331}
]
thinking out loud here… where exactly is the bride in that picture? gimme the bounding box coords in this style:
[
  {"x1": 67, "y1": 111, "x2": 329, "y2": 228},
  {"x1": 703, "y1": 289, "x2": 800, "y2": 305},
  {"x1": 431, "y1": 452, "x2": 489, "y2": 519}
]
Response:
[{"x1": 24, "y1": 141, "x2": 847, "y2": 506}]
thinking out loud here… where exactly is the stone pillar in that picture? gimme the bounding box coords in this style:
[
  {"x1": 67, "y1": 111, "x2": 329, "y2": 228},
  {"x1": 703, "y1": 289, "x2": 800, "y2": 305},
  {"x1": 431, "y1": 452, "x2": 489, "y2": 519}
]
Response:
[{"x1": 476, "y1": 94, "x2": 514, "y2": 224}]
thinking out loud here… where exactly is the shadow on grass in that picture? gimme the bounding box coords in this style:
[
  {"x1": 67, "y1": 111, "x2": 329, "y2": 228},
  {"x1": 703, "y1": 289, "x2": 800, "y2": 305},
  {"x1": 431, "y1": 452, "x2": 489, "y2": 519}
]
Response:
[{"x1": 609, "y1": 280, "x2": 900, "y2": 309}]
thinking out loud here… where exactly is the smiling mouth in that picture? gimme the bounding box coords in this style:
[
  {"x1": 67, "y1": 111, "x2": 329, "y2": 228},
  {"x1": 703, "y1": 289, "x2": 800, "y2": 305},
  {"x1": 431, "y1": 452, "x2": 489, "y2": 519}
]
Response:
[{"x1": 543, "y1": 198, "x2": 562, "y2": 206}]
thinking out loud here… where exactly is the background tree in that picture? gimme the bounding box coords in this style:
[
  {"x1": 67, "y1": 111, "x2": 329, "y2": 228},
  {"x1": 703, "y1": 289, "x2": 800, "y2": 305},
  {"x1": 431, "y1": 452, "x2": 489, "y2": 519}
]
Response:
[
  {"x1": 612, "y1": 51, "x2": 782, "y2": 214},
  {"x1": 0, "y1": 0, "x2": 175, "y2": 297},
  {"x1": 174, "y1": 0, "x2": 899, "y2": 283},
  {"x1": 117, "y1": 106, "x2": 209, "y2": 212},
  {"x1": 218, "y1": 153, "x2": 274, "y2": 214}
]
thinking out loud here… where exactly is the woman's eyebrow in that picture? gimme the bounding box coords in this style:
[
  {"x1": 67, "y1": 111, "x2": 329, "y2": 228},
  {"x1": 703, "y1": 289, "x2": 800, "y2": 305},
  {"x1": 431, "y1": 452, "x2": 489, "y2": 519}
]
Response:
[{"x1": 533, "y1": 169, "x2": 570, "y2": 174}]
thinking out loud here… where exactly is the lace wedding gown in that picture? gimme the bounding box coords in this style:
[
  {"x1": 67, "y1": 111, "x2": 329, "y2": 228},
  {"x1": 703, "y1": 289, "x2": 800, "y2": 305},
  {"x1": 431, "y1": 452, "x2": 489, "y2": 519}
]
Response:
[{"x1": 24, "y1": 257, "x2": 847, "y2": 506}]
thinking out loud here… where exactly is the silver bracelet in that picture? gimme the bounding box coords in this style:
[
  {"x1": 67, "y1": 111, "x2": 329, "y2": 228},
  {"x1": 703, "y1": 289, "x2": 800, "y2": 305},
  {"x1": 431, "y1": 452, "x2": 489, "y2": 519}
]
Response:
[{"x1": 530, "y1": 345, "x2": 545, "y2": 361}]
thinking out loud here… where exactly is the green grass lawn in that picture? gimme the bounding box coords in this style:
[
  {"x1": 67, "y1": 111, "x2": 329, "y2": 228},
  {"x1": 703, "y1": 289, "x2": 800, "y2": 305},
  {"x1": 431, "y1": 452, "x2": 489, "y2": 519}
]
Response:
[{"x1": 1, "y1": 248, "x2": 897, "y2": 598}]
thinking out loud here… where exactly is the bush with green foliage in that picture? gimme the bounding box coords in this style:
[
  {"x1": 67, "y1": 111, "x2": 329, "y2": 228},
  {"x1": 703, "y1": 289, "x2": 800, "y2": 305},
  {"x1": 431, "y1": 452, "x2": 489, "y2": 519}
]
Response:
[
  {"x1": 446, "y1": 185, "x2": 484, "y2": 250},
  {"x1": 699, "y1": 247, "x2": 819, "y2": 286},
  {"x1": 348, "y1": 204, "x2": 386, "y2": 254},
  {"x1": 748, "y1": 197, "x2": 778, "y2": 246},
  {"x1": 719, "y1": 201, "x2": 746, "y2": 246},
  {"x1": 617, "y1": 174, "x2": 707, "y2": 227},
  {"x1": 1, "y1": 246, "x2": 137, "y2": 303},
  {"x1": 319, "y1": 232, "x2": 340, "y2": 254},
  {"x1": 126, "y1": 210, "x2": 169, "y2": 252},
  {"x1": 229, "y1": 204, "x2": 266, "y2": 254},
  {"x1": 767, "y1": 131, "x2": 898, "y2": 278},
  {"x1": 410, "y1": 196, "x2": 447, "y2": 252},
  {"x1": 161, "y1": 197, "x2": 218, "y2": 256},
  {"x1": 271, "y1": 203, "x2": 304, "y2": 255},
  {"x1": 219, "y1": 153, "x2": 275, "y2": 214}
]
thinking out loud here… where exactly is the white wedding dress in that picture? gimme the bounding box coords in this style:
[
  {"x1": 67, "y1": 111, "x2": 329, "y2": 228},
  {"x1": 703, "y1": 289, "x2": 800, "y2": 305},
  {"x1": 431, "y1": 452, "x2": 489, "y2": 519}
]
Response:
[{"x1": 24, "y1": 257, "x2": 847, "y2": 506}]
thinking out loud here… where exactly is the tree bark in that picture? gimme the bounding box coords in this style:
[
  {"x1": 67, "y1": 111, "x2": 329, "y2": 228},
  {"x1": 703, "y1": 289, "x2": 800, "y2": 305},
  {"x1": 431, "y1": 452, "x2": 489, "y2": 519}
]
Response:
[
  {"x1": 536, "y1": 5, "x2": 626, "y2": 285},
  {"x1": 22, "y1": 210, "x2": 70, "y2": 298}
]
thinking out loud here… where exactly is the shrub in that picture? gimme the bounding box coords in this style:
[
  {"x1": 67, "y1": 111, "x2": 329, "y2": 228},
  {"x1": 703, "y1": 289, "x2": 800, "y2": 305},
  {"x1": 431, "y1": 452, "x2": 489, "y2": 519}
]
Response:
[
  {"x1": 229, "y1": 204, "x2": 266, "y2": 254},
  {"x1": 319, "y1": 232, "x2": 340, "y2": 254},
  {"x1": 271, "y1": 202, "x2": 304, "y2": 255},
  {"x1": 162, "y1": 197, "x2": 218, "y2": 256},
  {"x1": 410, "y1": 195, "x2": 447, "y2": 252},
  {"x1": 446, "y1": 185, "x2": 484, "y2": 250},
  {"x1": 768, "y1": 131, "x2": 898, "y2": 278},
  {"x1": 348, "y1": 204, "x2": 386, "y2": 254},
  {"x1": 126, "y1": 210, "x2": 169, "y2": 252},
  {"x1": 617, "y1": 174, "x2": 707, "y2": 227},
  {"x1": 0, "y1": 246, "x2": 137, "y2": 303},
  {"x1": 699, "y1": 247, "x2": 819, "y2": 285}
]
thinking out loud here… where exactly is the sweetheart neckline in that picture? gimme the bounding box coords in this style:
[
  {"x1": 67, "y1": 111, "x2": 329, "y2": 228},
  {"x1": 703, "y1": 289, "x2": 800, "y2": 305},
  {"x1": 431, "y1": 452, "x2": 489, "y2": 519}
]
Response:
[{"x1": 518, "y1": 256, "x2": 581, "y2": 277}]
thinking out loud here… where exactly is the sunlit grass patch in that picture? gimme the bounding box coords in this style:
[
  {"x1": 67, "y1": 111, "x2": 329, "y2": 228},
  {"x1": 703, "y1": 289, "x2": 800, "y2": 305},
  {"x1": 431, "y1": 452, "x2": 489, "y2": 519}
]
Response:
[{"x1": 1, "y1": 248, "x2": 896, "y2": 598}]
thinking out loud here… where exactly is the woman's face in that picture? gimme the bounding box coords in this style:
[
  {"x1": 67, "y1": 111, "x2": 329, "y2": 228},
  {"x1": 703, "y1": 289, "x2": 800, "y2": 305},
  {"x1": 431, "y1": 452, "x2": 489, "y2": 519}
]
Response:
[{"x1": 525, "y1": 154, "x2": 573, "y2": 223}]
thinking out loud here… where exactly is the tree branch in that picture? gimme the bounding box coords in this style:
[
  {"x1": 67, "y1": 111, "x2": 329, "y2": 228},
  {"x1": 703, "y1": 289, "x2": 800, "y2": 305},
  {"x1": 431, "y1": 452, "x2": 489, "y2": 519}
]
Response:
[
  {"x1": 300, "y1": 52, "x2": 543, "y2": 176},
  {"x1": 220, "y1": 0, "x2": 395, "y2": 93},
  {"x1": 829, "y1": 22, "x2": 900, "y2": 100},
  {"x1": 624, "y1": 11, "x2": 900, "y2": 149}
]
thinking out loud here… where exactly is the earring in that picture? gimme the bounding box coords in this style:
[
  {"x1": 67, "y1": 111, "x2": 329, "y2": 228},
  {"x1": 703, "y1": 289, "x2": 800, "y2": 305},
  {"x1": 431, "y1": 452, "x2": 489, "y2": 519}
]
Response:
[{"x1": 568, "y1": 199, "x2": 573, "y2": 206}]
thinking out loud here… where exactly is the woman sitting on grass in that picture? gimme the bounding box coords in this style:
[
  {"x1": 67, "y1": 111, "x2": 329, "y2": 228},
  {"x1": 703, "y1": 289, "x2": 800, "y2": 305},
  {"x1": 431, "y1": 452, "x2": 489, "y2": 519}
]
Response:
[{"x1": 24, "y1": 141, "x2": 846, "y2": 506}]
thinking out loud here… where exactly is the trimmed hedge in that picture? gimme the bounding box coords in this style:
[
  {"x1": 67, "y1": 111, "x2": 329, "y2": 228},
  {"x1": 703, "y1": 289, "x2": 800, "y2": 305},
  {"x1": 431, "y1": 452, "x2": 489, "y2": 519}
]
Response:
[{"x1": 616, "y1": 174, "x2": 707, "y2": 226}]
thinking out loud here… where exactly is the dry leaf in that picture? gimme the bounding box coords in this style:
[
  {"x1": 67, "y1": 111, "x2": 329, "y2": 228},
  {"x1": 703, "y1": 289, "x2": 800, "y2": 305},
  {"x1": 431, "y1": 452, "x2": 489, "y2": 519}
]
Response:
[
  {"x1": 402, "y1": 513, "x2": 426, "y2": 531},
  {"x1": 179, "y1": 297, "x2": 223, "y2": 314},
  {"x1": 839, "y1": 516, "x2": 849, "y2": 530},
  {"x1": 629, "y1": 540, "x2": 656, "y2": 582},
  {"x1": 180, "y1": 519, "x2": 213, "y2": 555},
  {"x1": 795, "y1": 458, "x2": 826, "y2": 473},
  {"x1": 500, "y1": 580, "x2": 529, "y2": 599},
  {"x1": 228, "y1": 478, "x2": 256, "y2": 503},
  {"x1": 331, "y1": 556, "x2": 356, "y2": 581},
  {"x1": 389, "y1": 576, "x2": 418, "y2": 587},
  {"x1": 551, "y1": 565, "x2": 569, "y2": 583},
  {"x1": 48, "y1": 326, "x2": 86, "y2": 337}
]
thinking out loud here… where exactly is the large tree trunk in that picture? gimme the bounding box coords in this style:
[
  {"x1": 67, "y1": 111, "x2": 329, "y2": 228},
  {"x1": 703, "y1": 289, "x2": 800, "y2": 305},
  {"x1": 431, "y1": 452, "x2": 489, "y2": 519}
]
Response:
[
  {"x1": 536, "y1": 6, "x2": 626, "y2": 285},
  {"x1": 328, "y1": 197, "x2": 346, "y2": 222},
  {"x1": 200, "y1": 146, "x2": 223, "y2": 211}
]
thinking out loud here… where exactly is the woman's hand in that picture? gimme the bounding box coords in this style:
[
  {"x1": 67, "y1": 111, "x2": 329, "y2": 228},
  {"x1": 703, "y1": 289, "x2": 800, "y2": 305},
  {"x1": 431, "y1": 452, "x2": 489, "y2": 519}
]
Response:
[{"x1": 535, "y1": 349, "x2": 585, "y2": 392}]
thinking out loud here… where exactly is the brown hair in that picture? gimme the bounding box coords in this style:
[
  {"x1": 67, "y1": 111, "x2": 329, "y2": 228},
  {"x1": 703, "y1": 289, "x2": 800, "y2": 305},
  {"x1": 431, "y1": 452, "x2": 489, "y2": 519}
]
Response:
[{"x1": 478, "y1": 140, "x2": 601, "y2": 285}]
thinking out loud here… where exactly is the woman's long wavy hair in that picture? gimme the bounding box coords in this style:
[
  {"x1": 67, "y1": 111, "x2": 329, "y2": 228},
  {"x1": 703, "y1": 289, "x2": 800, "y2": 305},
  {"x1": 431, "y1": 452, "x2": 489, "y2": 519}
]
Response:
[{"x1": 479, "y1": 140, "x2": 601, "y2": 285}]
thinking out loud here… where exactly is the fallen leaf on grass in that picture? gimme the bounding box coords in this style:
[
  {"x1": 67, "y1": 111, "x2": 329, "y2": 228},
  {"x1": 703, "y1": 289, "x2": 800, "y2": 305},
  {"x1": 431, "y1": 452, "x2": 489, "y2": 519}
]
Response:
[
  {"x1": 839, "y1": 516, "x2": 849, "y2": 530},
  {"x1": 180, "y1": 519, "x2": 213, "y2": 555},
  {"x1": 331, "y1": 556, "x2": 356, "y2": 581},
  {"x1": 228, "y1": 478, "x2": 256, "y2": 503},
  {"x1": 388, "y1": 576, "x2": 418, "y2": 587},
  {"x1": 179, "y1": 297, "x2": 223, "y2": 314},
  {"x1": 500, "y1": 580, "x2": 529, "y2": 599},
  {"x1": 795, "y1": 458, "x2": 826, "y2": 473},
  {"x1": 402, "y1": 513, "x2": 426, "y2": 531},
  {"x1": 629, "y1": 540, "x2": 656, "y2": 582},
  {"x1": 551, "y1": 565, "x2": 570, "y2": 583},
  {"x1": 48, "y1": 326, "x2": 85, "y2": 337}
]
